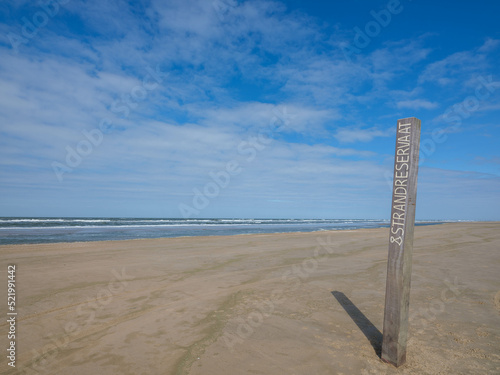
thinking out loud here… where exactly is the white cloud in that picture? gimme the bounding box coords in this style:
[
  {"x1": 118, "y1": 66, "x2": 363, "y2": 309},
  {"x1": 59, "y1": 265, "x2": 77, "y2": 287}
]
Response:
[
  {"x1": 334, "y1": 127, "x2": 392, "y2": 143},
  {"x1": 196, "y1": 102, "x2": 337, "y2": 137},
  {"x1": 396, "y1": 99, "x2": 438, "y2": 110},
  {"x1": 478, "y1": 38, "x2": 500, "y2": 53},
  {"x1": 418, "y1": 39, "x2": 498, "y2": 86}
]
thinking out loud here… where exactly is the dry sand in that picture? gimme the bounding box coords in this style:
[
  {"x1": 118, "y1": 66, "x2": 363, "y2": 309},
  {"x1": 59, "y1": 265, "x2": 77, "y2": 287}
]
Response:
[{"x1": 1, "y1": 222, "x2": 499, "y2": 375}]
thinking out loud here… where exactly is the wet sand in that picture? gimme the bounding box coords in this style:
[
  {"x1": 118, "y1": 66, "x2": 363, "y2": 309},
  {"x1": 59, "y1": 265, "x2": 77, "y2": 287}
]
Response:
[{"x1": 1, "y1": 222, "x2": 499, "y2": 374}]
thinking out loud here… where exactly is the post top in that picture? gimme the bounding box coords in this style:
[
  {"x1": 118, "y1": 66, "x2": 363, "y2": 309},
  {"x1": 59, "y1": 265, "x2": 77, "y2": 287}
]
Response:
[{"x1": 398, "y1": 117, "x2": 421, "y2": 122}]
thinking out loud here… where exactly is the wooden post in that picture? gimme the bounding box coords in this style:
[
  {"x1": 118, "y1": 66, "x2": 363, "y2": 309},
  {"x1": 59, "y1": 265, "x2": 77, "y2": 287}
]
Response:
[{"x1": 381, "y1": 117, "x2": 421, "y2": 367}]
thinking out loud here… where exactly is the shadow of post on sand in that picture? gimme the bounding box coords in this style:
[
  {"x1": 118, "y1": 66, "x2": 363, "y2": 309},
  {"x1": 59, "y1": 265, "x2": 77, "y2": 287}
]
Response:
[{"x1": 331, "y1": 291, "x2": 382, "y2": 357}]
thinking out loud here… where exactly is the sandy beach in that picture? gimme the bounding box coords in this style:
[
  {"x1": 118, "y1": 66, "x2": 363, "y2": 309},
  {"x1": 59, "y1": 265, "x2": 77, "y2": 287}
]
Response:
[{"x1": 1, "y1": 222, "x2": 499, "y2": 375}]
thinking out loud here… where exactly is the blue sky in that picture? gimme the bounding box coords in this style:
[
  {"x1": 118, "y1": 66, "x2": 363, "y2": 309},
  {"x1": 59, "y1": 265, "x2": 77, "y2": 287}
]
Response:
[{"x1": 0, "y1": 0, "x2": 499, "y2": 220}]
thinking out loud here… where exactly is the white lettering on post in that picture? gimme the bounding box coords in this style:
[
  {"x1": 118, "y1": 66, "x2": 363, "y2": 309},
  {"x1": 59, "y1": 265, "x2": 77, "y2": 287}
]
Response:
[{"x1": 390, "y1": 122, "x2": 411, "y2": 246}]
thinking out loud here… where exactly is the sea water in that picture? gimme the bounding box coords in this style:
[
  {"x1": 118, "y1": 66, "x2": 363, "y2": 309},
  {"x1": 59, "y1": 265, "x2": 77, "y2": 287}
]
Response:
[{"x1": 0, "y1": 217, "x2": 450, "y2": 245}]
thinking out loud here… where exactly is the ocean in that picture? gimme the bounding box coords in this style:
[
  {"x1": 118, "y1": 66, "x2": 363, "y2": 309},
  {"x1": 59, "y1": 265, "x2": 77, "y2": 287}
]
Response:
[{"x1": 0, "y1": 217, "x2": 450, "y2": 245}]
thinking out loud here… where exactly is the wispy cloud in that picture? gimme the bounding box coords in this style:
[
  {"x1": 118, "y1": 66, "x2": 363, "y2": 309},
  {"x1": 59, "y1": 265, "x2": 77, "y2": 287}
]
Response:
[
  {"x1": 396, "y1": 99, "x2": 438, "y2": 110},
  {"x1": 334, "y1": 127, "x2": 392, "y2": 143},
  {"x1": 418, "y1": 39, "x2": 498, "y2": 86}
]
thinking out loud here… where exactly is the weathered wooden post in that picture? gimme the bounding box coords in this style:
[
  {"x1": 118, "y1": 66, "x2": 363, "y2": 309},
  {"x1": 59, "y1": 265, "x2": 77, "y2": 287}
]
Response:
[{"x1": 381, "y1": 117, "x2": 421, "y2": 367}]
